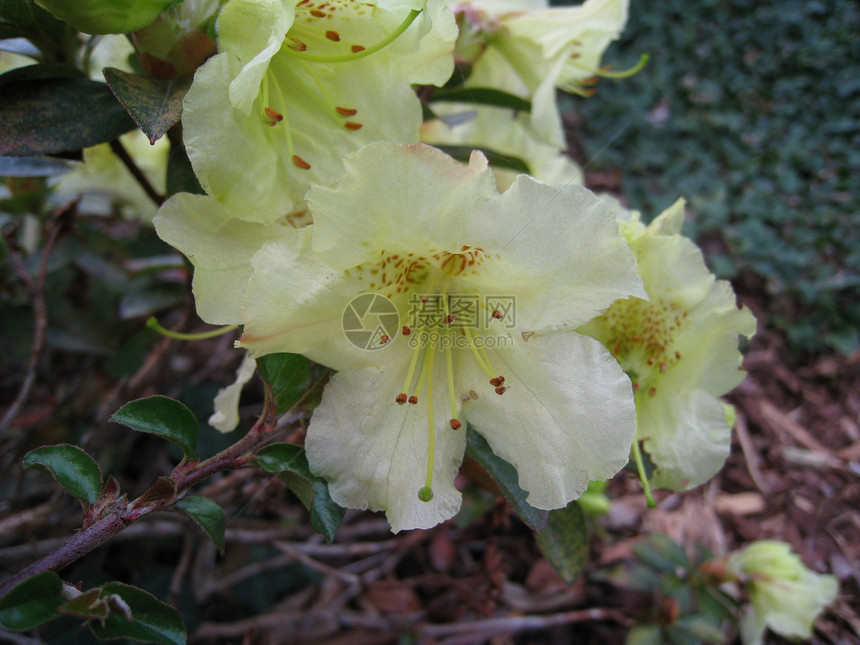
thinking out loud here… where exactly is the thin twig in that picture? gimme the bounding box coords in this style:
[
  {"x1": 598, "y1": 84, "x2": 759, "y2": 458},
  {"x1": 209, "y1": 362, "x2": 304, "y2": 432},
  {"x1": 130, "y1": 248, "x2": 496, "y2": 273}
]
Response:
[
  {"x1": 0, "y1": 219, "x2": 63, "y2": 435},
  {"x1": 109, "y1": 139, "x2": 165, "y2": 206}
]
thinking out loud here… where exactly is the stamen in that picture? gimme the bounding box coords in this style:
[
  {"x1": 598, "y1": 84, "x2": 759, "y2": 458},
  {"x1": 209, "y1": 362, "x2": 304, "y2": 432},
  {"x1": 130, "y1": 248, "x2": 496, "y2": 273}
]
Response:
[
  {"x1": 281, "y1": 9, "x2": 422, "y2": 63},
  {"x1": 491, "y1": 309, "x2": 503, "y2": 319},
  {"x1": 344, "y1": 121, "x2": 363, "y2": 130},
  {"x1": 567, "y1": 53, "x2": 649, "y2": 80},
  {"x1": 402, "y1": 326, "x2": 411, "y2": 335},
  {"x1": 400, "y1": 340, "x2": 423, "y2": 400},
  {"x1": 420, "y1": 347, "x2": 437, "y2": 503},
  {"x1": 444, "y1": 314, "x2": 455, "y2": 324},
  {"x1": 292, "y1": 154, "x2": 311, "y2": 169},
  {"x1": 489, "y1": 376, "x2": 505, "y2": 387},
  {"x1": 462, "y1": 326, "x2": 495, "y2": 379},
  {"x1": 408, "y1": 395, "x2": 418, "y2": 404},
  {"x1": 395, "y1": 393, "x2": 408, "y2": 405},
  {"x1": 494, "y1": 386, "x2": 507, "y2": 395},
  {"x1": 445, "y1": 328, "x2": 459, "y2": 431},
  {"x1": 380, "y1": 334, "x2": 390, "y2": 345},
  {"x1": 335, "y1": 107, "x2": 357, "y2": 116},
  {"x1": 264, "y1": 107, "x2": 283, "y2": 123}
]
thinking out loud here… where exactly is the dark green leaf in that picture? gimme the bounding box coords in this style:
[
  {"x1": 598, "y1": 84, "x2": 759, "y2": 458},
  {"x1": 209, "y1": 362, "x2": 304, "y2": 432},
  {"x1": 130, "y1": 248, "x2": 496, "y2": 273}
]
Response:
[
  {"x1": 103, "y1": 68, "x2": 190, "y2": 144},
  {"x1": 464, "y1": 429, "x2": 548, "y2": 531},
  {"x1": 0, "y1": 155, "x2": 70, "y2": 176},
  {"x1": 0, "y1": 571, "x2": 64, "y2": 631},
  {"x1": 60, "y1": 588, "x2": 108, "y2": 620},
  {"x1": 23, "y1": 444, "x2": 102, "y2": 504},
  {"x1": 111, "y1": 395, "x2": 198, "y2": 457},
  {"x1": 0, "y1": 74, "x2": 134, "y2": 156},
  {"x1": 256, "y1": 353, "x2": 311, "y2": 414},
  {"x1": 255, "y1": 443, "x2": 344, "y2": 543},
  {"x1": 435, "y1": 145, "x2": 530, "y2": 174},
  {"x1": 89, "y1": 582, "x2": 185, "y2": 645},
  {"x1": 431, "y1": 87, "x2": 532, "y2": 112},
  {"x1": 634, "y1": 533, "x2": 689, "y2": 573},
  {"x1": 534, "y1": 501, "x2": 588, "y2": 584},
  {"x1": 175, "y1": 496, "x2": 226, "y2": 551}
]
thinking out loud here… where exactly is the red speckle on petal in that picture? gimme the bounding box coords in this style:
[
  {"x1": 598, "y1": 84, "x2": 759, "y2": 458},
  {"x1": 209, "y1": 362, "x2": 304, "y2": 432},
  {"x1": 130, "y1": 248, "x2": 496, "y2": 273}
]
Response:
[
  {"x1": 344, "y1": 121, "x2": 363, "y2": 130},
  {"x1": 325, "y1": 30, "x2": 340, "y2": 41},
  {"x1": 351, "y1": 45, "x2": 365, "y2": 53},
  {"x1": 336, "y1": 107, "x2": 357, "y2": 116}
]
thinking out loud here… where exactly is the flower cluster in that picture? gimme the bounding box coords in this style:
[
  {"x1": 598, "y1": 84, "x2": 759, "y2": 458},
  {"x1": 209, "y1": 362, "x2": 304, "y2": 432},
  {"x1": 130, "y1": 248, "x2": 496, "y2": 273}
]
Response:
[{"x1": 146, "y1": 0, "x2": 755, "y2": 531}]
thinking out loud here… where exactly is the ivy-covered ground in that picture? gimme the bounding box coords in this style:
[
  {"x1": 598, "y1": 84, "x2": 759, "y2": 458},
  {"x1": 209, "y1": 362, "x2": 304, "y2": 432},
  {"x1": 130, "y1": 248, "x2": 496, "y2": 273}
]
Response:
[
  {"x1": 2, "y1": 1, "x2": 860, "y2": 644},
  {"x1": 574, "y1": 0, "x2": 860, "y2": 356}
]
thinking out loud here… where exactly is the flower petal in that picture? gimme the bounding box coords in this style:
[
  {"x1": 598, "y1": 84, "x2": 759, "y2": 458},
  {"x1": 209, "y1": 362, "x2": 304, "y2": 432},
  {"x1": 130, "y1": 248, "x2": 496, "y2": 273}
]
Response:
[
  {"x1": 209, "y1": 352, "x2": 257, "y2": 433},
  {"x1": 154, "y1": 193, "x2": 296, "y2": 323},
  {"x1": 638, "y1": 389, "x2": 732, "y2": 490},
  {"x1": 305, "y1": 364, "x2": 466, "y2": 532},
  {"x1": 460, "y1": 332, "x2": 635, "y2": 509}
]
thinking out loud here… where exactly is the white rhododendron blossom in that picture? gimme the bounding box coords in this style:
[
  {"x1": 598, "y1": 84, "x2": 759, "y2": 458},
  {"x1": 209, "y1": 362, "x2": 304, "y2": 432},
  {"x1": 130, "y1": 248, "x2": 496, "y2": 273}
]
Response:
[
  {"x1": 233, "y1": 142, "x2": 645, "y2": 531},
  {"x1": 446, "y1": 0, "x2": 631, "y2": 148},
  {"x1": 209, "y1": 352, "x2": 258, "y2": 433},
  {"x1": 727, "y1": 541, "x2": 838, "y2": 645},
  {"x1": 183, "y1": 0, "x2": 458, "y2": 223},
  {"x1": 579, "y1": 199, "x2": 756, "y2": 490}
]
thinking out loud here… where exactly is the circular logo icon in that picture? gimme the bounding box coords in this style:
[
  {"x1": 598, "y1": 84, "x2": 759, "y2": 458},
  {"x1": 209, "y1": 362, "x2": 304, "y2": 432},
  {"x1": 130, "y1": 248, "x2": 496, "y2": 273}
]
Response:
[{"x1": 342, "y1": 293, "x2": 399, "y2": 350}]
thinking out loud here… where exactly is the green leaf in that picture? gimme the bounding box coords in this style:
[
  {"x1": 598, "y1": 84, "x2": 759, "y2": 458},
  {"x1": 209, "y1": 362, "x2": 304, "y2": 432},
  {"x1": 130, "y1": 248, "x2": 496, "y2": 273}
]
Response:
[
  {"x1": 89, "y1": 582, "x2": 186, "y2": 645},
  {"x1": 0, "y1": 0, "x2": 72, "y2": 54},
  {"x1": 256, "y1": 353, "x2": 311, "y2": 414},
  {"x1": 59, "y1": 588, "x2": 108, "y2": 620},
  {"x1": 534, "y1": 501, "x2": 588, "y2": 584},
  {"x1": 103, "y1": 68, "x2": 190, "y2": 144},
  {"x1": 0, "y1": 571, "x2": 64, "y2": 631},
  {"x1": 0, "y1": 74, "x2": 135, "y2": 156},
  {"x1": 175, "y1": 496, "x2": 225, "y2": 551},
  {"x1": 34, "y1": 0, "x2": 177, "y2": 34},
  {"x1": 23, "y1": 444, "x2": 102, "y2": 505},
  {"x1": 255, "y1": 443, "x2": 344, "y2": 543},
  {"x1": 431, "y1": 87, "x2": 532, "y2": 113},
  {"x1": 111, "y1": 396, "x2": 198, "y2": 457},
  {"x1": 464, "y1": 429, "x2": 548, "y2": 532},
  {"x1": 435, "y1": 145, "x2": 530, "y2": 175},
  {"x1": 634, "y1": 533, "x2": 690, "y2": 573},
  {"x1": 166, "y1": 142, "x2": 203, "y2": 196}
]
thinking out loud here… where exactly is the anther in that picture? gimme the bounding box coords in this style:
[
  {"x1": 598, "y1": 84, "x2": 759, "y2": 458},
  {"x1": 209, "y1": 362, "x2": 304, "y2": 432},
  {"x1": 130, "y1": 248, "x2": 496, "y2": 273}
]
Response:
[
  {"x1": 418, "y1": 486, "x2": 434, "y2": 502},
  {"x1": 489, "y1": 376, "x2": 505, "y2": 387},
  {"x1": 264, "y1": 107, "x2": 283, "y2": 122},
  {"x1": 336, "y1": 107, "x2": 357, "y2": 116},
  {"x1": 380, "y1": 335, "x2": 390, "y2": 345},
  {"x1": 292, "y1": 154, "x2": 311, "y2": 169},
  {"x1": 495, "y1": 386, "x2": 507, "y2": 395},
  {"x1": 491, "y1": 309, "x2": 503, "y2": 319},
  {"x1": 344, "y1": 121, "x2": 363, "y2": 130},
  {"x1": 420, "y1": 297, "x2": 429, "y2": 303},
  {"x1": 402, "y1": 326, "x2": 411, "y2": 335},
  {"x1": 450, "y1": 419, "x2": 462, "y2": 430},
  {"x1": 396, "y1": 393, "x2": 407, "y2": 405},
  {"x1": 444, "y1": 314, "x2": 455, "y2": 324},
  {"x1": 408, "y1": 395, "x2": 418, "y2": 405}
]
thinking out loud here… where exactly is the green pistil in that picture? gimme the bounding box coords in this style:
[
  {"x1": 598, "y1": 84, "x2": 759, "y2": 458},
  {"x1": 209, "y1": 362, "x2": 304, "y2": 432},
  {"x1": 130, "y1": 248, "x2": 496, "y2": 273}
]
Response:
[{"x1": 281, "y1": 9, "x2": 422, "y2": 64}]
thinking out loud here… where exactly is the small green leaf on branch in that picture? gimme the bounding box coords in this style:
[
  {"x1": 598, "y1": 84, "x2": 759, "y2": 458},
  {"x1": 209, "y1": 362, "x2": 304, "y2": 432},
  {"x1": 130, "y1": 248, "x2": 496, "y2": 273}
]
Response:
[
  {"x1": 255, "y1": 443, "x2": 344, "y2": 543},
  {"x1": 23, "y1": 444, "x2": 102, "y2": 505},
  {"x1": 111, "y1": 395, "x2": 198, "y2": 457},
  {"x1": 89, "y1": 583, "x2": 186, "y2": 645},
  {"x1": 256, "y1": 353, "x2": 312, "y2": 414},
  {"x1": 0, "y1": 571, "x2": 64, "y2": 631},
  {"x1": 175, "y1": 496, "x2": 226, "y2": 551}
]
